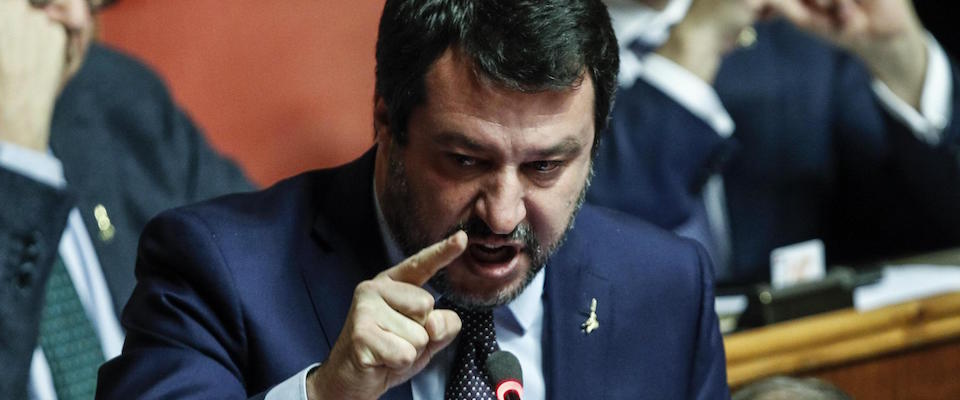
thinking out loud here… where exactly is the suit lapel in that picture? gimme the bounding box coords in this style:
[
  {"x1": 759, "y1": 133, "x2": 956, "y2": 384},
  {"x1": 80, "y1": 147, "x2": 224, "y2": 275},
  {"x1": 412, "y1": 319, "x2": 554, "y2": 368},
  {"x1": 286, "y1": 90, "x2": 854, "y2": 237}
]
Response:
[
  {"x1": 298, "y1": 147, "x2": 413, "y2": 399},
  {"x1": 542, "y1": 227, "x2": 613, "y2": 399}
]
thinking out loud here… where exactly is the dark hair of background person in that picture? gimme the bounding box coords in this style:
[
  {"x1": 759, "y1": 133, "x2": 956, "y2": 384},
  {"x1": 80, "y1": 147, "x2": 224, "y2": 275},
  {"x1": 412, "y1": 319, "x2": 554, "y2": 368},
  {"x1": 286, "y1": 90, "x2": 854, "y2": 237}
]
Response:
[
  {"x1": 914, "y1": 0, "x2": 960, "y2": 59},
  {"x1": 373, "y1": 0, "x2": 619, "y2": 156},
  {"x1": 732, "y1": 376, "x2": 853, "y2": 400},
  {"x1": 90, "y1": 0, "x2": 116, "y2": 11},
  {"x1": 28, "y1": 0, "x2": 118, "y2": 12}
]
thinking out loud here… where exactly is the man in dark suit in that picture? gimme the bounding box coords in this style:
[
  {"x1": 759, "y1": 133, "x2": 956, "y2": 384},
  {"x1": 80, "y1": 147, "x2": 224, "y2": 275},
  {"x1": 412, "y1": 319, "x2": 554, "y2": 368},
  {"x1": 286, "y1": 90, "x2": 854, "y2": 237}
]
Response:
[
  {"x1": 0, "y1": 0, "x2": 253, "y2": 398},
  {"x1": 97, "y1": 0, "x2": 729, "y2": 399},
  {"x1": 590, "y1": 0, "x2": 960, "y2": 286}
]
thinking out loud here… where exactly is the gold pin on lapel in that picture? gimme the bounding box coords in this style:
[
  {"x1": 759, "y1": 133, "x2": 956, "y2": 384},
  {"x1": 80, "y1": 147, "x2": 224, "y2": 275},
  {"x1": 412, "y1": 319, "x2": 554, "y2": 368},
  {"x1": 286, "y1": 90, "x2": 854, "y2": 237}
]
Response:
[
  {"x1": 581, "y1": 298, "x2": 599, "y2": 334},
  {"x1": 94, "y1": 204, "x2": 116, "y2": 242},
  {"x1": 737, "y1": 26, "x2": 757, "y2": 49}
]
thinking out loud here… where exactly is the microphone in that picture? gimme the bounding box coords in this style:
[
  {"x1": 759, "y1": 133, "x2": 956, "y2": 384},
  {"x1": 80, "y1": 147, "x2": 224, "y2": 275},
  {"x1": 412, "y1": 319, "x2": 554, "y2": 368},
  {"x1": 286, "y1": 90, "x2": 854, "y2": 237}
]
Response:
[{"x1": 486, "y1": 350, "x2": 524, "y2": 400}]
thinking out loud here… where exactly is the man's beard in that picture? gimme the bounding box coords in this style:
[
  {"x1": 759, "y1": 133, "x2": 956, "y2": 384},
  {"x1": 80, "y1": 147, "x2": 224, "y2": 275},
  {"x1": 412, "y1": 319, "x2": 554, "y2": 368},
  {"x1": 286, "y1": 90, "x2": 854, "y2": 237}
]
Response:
[{"x1": 380, "y1": 148, "x2": 590, "y2": 309}]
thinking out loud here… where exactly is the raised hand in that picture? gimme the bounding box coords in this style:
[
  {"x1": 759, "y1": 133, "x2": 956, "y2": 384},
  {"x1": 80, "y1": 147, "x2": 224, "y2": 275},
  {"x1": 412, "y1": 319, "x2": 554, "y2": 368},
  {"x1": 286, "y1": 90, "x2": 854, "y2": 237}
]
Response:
[
  {"x1": 0, "y1": 1, "x2": 66, "y2": 151},
  {"x1": 306, "y1": 231, "x2": 468, "y2": 400},
  {"x1": 770, "y1": 0, "x2": 928, "y2": 107},
  {"x1": 658, "y1": 0, "x2": 769, "y2": 83}
]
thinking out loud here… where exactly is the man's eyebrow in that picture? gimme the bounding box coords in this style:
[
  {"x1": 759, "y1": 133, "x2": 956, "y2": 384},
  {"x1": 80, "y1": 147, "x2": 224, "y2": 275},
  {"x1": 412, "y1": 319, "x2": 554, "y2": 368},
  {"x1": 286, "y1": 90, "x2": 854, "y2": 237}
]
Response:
[
  {"x1": 532, "y1": 137, "x2": 585, "y2": 158},
  {"x1": 433, "y1": 132, "x2": 488, "y2": 152},
  {"x1": 433, "y1": 132, "x2": 585, "y2": 158}
]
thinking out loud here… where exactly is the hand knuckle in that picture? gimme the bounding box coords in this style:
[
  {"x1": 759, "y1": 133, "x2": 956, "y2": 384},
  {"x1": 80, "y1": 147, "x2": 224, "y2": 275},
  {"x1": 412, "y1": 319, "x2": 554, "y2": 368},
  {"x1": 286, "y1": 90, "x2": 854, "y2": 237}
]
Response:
[
  {"x1": 420, "y1": 294, "x2": 435, "y2": 311},
  {"x1": 395, "y1": 345, "x2": 417, "y2": 368},
  {"x1": 355, "y1": 280, "x2": 376, "y2": 296},
  {"x1": 353, "y1": 347, "x2": 377, "y2": 368},
  {"x1": 406, "y1": 258, "x2": 420, "y2": 272},
  {"x1": 411, "y1": 328, "x2": 430, "y2": 349}
]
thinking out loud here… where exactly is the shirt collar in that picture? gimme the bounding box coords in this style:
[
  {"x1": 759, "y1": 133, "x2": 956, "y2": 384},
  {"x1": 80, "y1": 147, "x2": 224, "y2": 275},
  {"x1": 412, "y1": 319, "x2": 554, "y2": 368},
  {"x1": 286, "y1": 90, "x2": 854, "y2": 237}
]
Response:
[
  {"x1": 494, "y1": 268, "x2": 544, "y2": 335},
  {"x1": 372, "y1": 178, "x2": 544, "y2": 335}
]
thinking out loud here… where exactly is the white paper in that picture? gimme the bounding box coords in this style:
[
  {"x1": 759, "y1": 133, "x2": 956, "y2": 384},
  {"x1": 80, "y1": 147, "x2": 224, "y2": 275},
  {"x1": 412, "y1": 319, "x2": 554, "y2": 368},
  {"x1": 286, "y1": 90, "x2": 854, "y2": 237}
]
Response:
[{"x1": 854, "y1": 264, "x2": 960, "y2": 312}]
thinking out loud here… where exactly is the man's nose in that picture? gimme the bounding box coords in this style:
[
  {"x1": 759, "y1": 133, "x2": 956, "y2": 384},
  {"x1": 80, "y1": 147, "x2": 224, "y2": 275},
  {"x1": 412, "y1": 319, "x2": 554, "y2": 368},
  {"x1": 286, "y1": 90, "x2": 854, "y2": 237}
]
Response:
[{"x1": 475, "y1": 170, "x2": 527, "y2": 235}]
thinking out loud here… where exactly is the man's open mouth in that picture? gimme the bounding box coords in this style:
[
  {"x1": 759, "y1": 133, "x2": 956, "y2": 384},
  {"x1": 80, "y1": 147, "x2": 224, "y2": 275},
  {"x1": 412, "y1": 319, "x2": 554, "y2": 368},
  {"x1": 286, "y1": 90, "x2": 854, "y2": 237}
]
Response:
[{"x1": 467, "y1": 242, "x2": 521, "y2": 264}]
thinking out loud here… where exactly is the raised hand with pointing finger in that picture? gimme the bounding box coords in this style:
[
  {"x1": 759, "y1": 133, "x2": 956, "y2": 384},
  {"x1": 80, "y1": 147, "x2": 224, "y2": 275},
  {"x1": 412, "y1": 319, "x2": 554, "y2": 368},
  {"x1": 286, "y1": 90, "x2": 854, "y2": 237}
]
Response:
[{"x1": 307, "y1": 232, "x2": 468, "y2": 400}]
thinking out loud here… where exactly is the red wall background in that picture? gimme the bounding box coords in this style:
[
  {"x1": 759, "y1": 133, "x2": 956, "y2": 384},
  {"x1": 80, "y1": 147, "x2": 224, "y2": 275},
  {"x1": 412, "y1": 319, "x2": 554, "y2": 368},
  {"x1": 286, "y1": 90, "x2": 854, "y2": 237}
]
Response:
[{"x1": 98, "y1": 0, "x2": 384, "y2": 186}]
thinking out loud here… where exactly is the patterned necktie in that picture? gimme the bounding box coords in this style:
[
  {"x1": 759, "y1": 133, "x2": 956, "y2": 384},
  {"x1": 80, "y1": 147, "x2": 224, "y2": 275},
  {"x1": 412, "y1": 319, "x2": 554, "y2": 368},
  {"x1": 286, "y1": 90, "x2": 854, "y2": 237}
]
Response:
[
  {"x1": 38, "y1": 256, "x2": 105, "y2": 400},
  {"x1": 439, "y1": 298, "x2": 499, "y2": 400}
]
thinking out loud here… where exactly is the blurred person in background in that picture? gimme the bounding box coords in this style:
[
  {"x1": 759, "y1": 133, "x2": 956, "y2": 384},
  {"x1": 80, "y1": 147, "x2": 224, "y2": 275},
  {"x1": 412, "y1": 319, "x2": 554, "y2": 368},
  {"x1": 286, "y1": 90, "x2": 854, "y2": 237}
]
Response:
[
  {"x1": 0, "y1": 0, "x2": 253, "y2": 398},
  {"x1": 733, "y1": 376, "x2": 852, "y2": 400},
  {"x1": 589, "y1": 0, "x2": 960, "y2": 287}
]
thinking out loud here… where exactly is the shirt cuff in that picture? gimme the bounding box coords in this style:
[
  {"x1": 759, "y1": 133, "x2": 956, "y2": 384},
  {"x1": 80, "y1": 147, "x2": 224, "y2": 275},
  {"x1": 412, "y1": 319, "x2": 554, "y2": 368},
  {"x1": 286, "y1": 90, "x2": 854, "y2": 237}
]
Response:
[
  {"x1": 634, "y1": 53, "x2": 735, "y2": 138},
  {"x1": 264, "y1": 363, "x2": 320, "y2": 400},
  {"x1": 871, "y1": 32, "x2": 953, "y2": 146},
  {"x1": 0, "y1": 141, "x2": 66, "y2": 188}
]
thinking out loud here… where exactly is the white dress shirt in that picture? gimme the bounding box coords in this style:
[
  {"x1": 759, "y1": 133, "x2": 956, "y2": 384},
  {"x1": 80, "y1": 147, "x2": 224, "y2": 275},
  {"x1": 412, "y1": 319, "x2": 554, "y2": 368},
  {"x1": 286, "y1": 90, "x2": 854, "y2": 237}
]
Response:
[{"x1": 0, "y1": 141, "x2": 125, "y2": 400}]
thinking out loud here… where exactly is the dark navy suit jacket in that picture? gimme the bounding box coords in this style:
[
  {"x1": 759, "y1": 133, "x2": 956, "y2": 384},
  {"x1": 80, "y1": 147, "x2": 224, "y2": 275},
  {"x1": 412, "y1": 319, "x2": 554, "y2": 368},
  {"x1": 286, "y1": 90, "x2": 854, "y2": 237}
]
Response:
[
  {"x1": 589, "y1": 20, "x2": 960, "y2": 286},
  {"x1": 97, "y1": 149, "x2": 730, "y2": 399}
]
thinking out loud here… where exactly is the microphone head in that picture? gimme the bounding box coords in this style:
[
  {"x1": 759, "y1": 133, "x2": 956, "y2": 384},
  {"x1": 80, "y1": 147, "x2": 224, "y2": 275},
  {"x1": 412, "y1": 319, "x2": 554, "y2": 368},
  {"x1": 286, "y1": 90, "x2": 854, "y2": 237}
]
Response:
[
  {"x1": 486, "y1": 350, "x2": 523, "y2": 387},
  {"x1": 486, "y1": 350, "x2": 524, "y2": 400}
]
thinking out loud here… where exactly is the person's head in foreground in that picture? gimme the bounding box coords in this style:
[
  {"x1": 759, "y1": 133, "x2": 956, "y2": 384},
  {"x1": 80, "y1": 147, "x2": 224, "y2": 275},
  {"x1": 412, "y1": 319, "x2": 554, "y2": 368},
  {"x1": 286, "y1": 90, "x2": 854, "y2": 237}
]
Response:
[{"x1": 733, "y1": 376, "x2": 852, "y2": 400}]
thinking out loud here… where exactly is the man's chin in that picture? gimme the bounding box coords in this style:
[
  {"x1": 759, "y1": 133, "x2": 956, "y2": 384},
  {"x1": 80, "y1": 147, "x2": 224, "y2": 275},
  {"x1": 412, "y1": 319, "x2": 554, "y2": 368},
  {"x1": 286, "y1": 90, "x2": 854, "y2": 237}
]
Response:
[{"x1": 433, "y1": 255, "x2": 536, "y2": 309}]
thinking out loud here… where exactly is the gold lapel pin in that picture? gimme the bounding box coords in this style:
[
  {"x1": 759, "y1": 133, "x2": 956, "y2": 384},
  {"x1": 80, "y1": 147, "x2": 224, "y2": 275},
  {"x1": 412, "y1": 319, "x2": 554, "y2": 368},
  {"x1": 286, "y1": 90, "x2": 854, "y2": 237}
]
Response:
[
  {"x1": 737, "y1": 26, "x2": 757, "y2": 49},
  {"x1": 581, "y1": 297, "x2": 599, "y2": 334},
  {"x1": 94, "y1": 204, "x2": 116, "y2": 242}
]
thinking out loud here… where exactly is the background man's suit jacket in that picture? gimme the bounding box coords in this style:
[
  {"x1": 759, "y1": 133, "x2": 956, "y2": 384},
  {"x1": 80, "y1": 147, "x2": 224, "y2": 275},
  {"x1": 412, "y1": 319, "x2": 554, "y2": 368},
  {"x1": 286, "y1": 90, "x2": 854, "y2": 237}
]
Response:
[
  {"x1": 589, "y1": 20, "x2": 960, "y2": 286},
  {"x1": 0, "y1": 44, "x2": 253, "y2": 399},
  {"x1": 97, "y1": 149, "x2": 730, "y2": 399}
]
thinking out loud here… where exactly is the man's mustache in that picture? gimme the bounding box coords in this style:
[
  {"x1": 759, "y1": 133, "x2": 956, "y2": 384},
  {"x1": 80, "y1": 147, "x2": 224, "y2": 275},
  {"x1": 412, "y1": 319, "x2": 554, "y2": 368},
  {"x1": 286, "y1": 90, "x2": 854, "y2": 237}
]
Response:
[{"x1": 447, "y1": 217, "x2": 539, "y2": 255}]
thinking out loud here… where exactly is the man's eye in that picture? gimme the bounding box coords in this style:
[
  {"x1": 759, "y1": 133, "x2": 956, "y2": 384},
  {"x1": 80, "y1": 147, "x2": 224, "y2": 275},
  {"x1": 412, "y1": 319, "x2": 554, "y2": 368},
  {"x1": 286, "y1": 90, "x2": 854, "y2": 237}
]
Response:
[
  {"x1": 528, "y1": 160, "x2": 563, "y2": 173},
  {"x1": 453, "y1": 155, "x2": 478, "y2": 167}
]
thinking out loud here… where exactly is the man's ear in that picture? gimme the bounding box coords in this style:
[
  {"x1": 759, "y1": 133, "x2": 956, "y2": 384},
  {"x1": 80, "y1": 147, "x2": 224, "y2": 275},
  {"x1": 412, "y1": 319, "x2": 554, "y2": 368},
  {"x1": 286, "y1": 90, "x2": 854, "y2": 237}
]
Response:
[{"x1": 373, "y1": 95, "x2": 392, "y2": 146}]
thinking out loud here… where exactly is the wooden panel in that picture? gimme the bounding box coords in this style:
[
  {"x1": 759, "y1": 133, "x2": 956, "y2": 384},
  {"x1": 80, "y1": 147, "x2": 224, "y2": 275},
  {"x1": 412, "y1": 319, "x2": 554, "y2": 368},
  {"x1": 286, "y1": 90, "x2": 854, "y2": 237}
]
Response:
[
  {"x1": 809, "y1": 339, "x2": 960, "y2": 400},
  {"x1": 725, "y1": 292, "x2": 960, "y2": 388}
]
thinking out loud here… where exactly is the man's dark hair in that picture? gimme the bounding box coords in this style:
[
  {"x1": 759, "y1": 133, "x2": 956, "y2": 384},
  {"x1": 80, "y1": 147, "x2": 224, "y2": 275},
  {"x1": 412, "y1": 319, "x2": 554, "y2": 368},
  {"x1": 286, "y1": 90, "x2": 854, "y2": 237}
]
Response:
[{"x1": 374, "y1": 0, "x2": 619, "y2": 154}]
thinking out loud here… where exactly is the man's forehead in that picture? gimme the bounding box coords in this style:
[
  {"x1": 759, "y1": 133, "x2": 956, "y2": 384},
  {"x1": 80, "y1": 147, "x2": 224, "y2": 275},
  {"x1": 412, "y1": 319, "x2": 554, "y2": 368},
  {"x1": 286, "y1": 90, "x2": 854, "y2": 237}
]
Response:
[
  {"x1": 423, "y1": 49, "x2": 595, "y2": 125},
  {"x1": 414, "y1": 49, "x2": 596, "y2": 159}
]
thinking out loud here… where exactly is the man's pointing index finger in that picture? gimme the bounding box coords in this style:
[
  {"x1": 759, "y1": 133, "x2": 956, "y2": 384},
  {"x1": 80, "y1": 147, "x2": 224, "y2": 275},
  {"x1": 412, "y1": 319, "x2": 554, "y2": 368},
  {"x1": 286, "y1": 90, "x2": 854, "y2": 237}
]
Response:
[{"x1": 381, "y1": 230, "x2": 468, "y2": 286}]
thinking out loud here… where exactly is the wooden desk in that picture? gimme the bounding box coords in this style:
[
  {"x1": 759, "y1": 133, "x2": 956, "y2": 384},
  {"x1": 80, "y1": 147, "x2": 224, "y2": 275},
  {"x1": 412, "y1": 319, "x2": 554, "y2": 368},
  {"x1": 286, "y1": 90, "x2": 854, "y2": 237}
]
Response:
[{"x1": 724, "y1": 287, "x2": 960, "y2": 398}]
